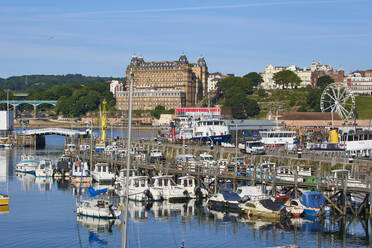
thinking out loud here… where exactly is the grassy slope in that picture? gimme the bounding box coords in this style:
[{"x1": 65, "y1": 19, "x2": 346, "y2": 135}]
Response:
[{"x1": 355, "y1": 96, "x2": 372, "y2": 119}]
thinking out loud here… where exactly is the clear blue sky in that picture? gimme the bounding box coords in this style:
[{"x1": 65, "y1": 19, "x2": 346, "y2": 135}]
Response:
[{"x1": 1, "y1": 0, "x2": 371, "y2": 78}]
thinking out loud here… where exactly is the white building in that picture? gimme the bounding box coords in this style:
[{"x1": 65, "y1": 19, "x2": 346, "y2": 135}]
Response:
[
  {"x1": 261, "y1": 62, "x2": 334, "y2": 89},
  {"x1": 109, "y1": 80, "x2": 124, "y2": 97},
  {"x1": 207, "y1": 72, "x2": 229, "y2": 93},
  {"x1": 346, "y1": 70, "x2": 372, "y2": 95},
  {"x1": 0, "y1": 111, "x2": 13, "y2": 131}
]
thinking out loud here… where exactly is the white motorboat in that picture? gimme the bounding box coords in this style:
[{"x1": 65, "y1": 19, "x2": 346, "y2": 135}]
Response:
[
  {"x1": 236, "y1": 185, "x2": 267, "y2": 201},
  {"x1": 15, "y1": 154, "x2": 38, "y2": 174},
  {"x1": 199, "y1": 152, "x2": 216, "y2": 167},
  {"x1": 115, "y1": 169, "x2": 138, "y2": 188},
  {"x1": 207, "y1": 191, "x2": 242, "y2": 213},
  {"x1": 239, "y1": 198, "x2": 287, "y2": 219},
  {"x1": 152, "y1": 175, "x2": 188, "y2": 201},
  {"x1": 91, "y1": 163, "x2": 115, "y2": 184},
  {"x1": 177, "y1": 175, "x2": 208, "y2": 199},
  {"x1": 149, "y1": 149, "x2": 163, "y2": 162},
  {"x1": 125, "y1": 176, "x2": 162, "y2": 201},
  {"x1": 35, "y1": 159, "x2": 54, "y2": 177},
  {"x1": 76, "y1": 199, "x2": 121, "y2": 219}
]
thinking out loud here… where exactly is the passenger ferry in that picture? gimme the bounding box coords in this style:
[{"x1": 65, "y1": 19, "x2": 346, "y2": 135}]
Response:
[
  {"x1": 259, "y1": 130, "x2": 298, "y2": 149},
  {"x1": 340, "y1": 132, "x2": 372, "y2": 155},
  {"x1": 176, "y1": 116, "x2": 231, "y2": 144}
]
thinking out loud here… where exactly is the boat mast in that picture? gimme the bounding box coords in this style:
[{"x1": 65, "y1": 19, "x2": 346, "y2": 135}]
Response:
[{"x1": 122, "y1": 69, "x2": 134, "y2": 248}]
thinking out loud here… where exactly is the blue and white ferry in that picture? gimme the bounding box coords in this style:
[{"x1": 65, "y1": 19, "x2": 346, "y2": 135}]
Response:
[{"x1": 177, "y1": 116, "x2": 231, "y2": 145}]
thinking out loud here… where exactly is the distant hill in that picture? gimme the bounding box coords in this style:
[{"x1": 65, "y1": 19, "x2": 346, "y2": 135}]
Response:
[{"x1": 0, "y1": 74, "x2": 124, "y2": 91}]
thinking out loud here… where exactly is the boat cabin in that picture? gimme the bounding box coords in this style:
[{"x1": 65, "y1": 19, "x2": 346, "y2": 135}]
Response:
[
  {"x1": 177, "y1": 176, "x2": 196, "y2": 188},
  {"x1": 330, "y1": 169, "x2": 350, "y2": 180},
  {"x1": 94, "y1": 163, "x2": 111, "y2": 174},
  {"x1": 129, "y1": 176, "x2": 149, "y2": 188},
  {"x1": 300, "y1": 192, "x2": 326, "y2": 208},
  {"x1": 153, "y1": 176, "x2": 177, "y2": 188},
  {"x1": 38, "y1": 160, "x2": 53, "y2": 170},
  {"x1": 71, "y1": 161, "x2": 90, "y2": 177}
]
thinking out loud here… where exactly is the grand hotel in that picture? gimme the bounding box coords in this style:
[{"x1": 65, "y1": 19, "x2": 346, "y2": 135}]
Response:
[{"x1": 116, "y1": 55, "x2": 208, "y2": 111}]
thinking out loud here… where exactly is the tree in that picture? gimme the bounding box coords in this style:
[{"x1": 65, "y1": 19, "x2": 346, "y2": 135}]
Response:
[
  {"x1": 273, "y1": 70, "x2": 301, "y2": 89},
  {"x1": 305, "y1": 88, "x2": 322, "y2": 111},
  {"x1": 229, "y1": 93, "x2": 260, "y2": 119},
  {"x1": 151, "y1": 105, "x2": 166, "y2": 119},
  {"x1": 257, "y1": 89, "x2": 267, "y2": 98},
  {"x1": 243, "y1": 72, "x2": 263, "y2": 87},
  {"x1": 316, "y1": 75, "x2": 334, "y2": 89}
]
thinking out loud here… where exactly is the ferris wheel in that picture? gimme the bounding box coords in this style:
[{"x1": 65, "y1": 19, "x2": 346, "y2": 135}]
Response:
[{"x1": 320, "y1": 83, "x2": 355, "y2": 120}]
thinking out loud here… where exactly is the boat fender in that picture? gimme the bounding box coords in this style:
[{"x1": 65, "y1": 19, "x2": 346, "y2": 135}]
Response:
[
  {"x1": 195, "y1": 187, "x2": 203, "y2": 199},
  {"x1": 144, "y1": 189, "x2": 153, "y2": 201}
]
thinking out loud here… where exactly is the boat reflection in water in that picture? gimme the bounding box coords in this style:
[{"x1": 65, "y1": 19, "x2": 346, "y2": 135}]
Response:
[
  {"x1": 77, "y1": 215, "x2": 121, "y2": 247},
  {"x1": 16, "y1": 172, "x2": 36, "y2": 191},
  {"x1": 0, "y1": 205, "x2": 9, "y2": 214},
  {"x1": 35, "y1": 177, "x2": 53, "y2": 192}
]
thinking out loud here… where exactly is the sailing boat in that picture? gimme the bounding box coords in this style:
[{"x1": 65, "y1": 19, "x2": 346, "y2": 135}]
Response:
[
  {"x1": 76, "y1": 116, "x2": 121, "y2": 219},
  {"x1": 76, "y1": 186, "x2": 121, "y2": 219}
]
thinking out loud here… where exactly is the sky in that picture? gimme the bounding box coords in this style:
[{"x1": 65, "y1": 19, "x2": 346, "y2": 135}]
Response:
[{"x1": 0, "y1": 0, "x2": 371, "y2": 78}]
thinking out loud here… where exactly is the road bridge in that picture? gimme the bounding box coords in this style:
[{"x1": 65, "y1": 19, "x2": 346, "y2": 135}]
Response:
[
  {"x1": 21, "y1": 128, "x2": 90, "y2": 148},
  {"x1": 0, "y1": 100, "x2": 57, "y2": 118}
]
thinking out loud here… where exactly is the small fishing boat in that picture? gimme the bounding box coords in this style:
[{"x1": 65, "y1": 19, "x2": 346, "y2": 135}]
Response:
[
  {"x1": 291, "y1": 191, "x2": 330, "y2": 218},
  {"x1": 91, "y1": 163, "x2": 115, "y2": 184},
  {"x1": 76, "y1": 186, "x2": 121, "y2": 219},
  {"x1": 35, "y1": 159, "x2": 54, "y2": 177},
  {"x1": 55, "y1": 154, "x2": 74, "y2": 179},
  {"x1": 240, "y1": 198, "x2": 287, "y2": 219},
  {"x1": 152, "y1": 175, "x2": 189, "y2": 202},
  {"x1": 207, "y1": 192, "x2": 242, "y2": 212},
  {"x1": 15, "y1": 154, "x2": 38, "y2": 174},
  {"x1": 176, "y1": 175, "x2": 208, "y2": 199},
  {"x1": 77, "y1": 199, "x2": 121, "y2": 219},
  {"x1": 0, "y1": 193, "x2": 9, "y2": 206},
  {"x1": 70, "y1": 161, "x2": 91, "y2": 184}
]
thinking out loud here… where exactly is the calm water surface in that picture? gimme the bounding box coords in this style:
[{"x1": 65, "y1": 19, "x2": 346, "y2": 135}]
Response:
[{"x1": 0, "y1": 135, "x2": 371, "y2": 248}]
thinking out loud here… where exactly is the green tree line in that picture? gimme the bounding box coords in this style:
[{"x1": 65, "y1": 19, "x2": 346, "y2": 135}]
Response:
[{"x1": 0, "y1": 74, "x2": 123, "y2": 91}]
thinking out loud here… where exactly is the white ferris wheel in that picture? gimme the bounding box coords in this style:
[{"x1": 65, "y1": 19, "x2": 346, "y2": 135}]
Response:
[{"x1": 320, "y1": 83, "x2": 355, "y2": 120}]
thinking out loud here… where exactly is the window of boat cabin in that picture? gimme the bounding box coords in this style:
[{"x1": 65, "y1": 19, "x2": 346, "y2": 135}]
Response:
[
  {"x1": 102, "y1": 166, "x2": 106, "y2": 173},
  {"x1": 189, "y1": 179, "x2": 193, "y2": 186},
  {"x1": 183, "y1": 179, "x2": 187, "y2": 187},
  {"x1": 164, "y1": 179, "x2": 168, "y2": 186},
  {"x1": 158, "y1": 179, "x2": 163, "y2": 187},
  {"x1": 134, "y1": 179, "x2": 139, "y2": 187},
  {"x1": 141, "y1": 179, "x2": 146, "y2": 187}
]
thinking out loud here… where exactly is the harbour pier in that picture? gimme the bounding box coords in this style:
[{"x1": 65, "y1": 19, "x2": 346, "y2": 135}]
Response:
[{"x1": 79, "y1": 138, "x2": 372, "y2": 218}]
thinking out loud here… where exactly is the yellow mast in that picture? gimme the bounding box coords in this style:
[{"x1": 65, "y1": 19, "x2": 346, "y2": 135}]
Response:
[{"x1": 101, "y1": 99, "x2": 107, "y2": 142}]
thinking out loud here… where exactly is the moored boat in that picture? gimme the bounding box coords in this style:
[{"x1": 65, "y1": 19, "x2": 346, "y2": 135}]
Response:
[
  {"x1": 240, "y1": 198, "x2": 287, "y2": 219},
  {"x1": 0, "y1": 193, "x2": 9, "y2": 206},
  {"x1": 76, "y1": 199, "x2": 121, "y2": 219},
  {"x1": 91, "y1": 163, "x2": 115, "y2": 184},
  {"x1": 35, "y1": 159, "x2": 54, "y2": 177},
  {"x1": 207, "y1": 192, "x2": 242, "y2": 213},
  {"x1": 15, "y1": 154, "x2": 38, "y2": 174}
]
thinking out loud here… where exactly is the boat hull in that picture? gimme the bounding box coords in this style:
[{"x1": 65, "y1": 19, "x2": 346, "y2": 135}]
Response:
[
  {"x1": 0, "y1": 198, "x2": 9, "y2": 206},
  {"x1": 190, "y1": 134, "x2": 232, "y2": 145},
  {"x1": 207, "y1": 200, "x2": 241, "y2": 213}
]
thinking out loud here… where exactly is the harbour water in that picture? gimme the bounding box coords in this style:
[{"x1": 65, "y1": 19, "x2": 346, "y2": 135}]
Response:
[{"x1": 0, "y1": 135, "x2": 371, "y2": 247}]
